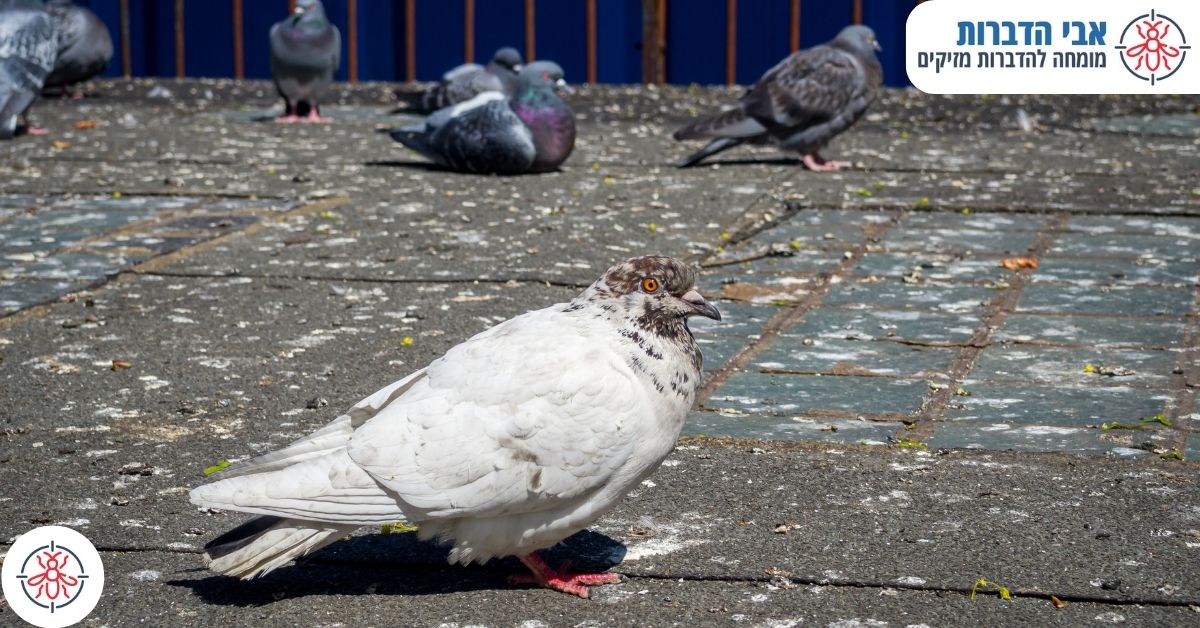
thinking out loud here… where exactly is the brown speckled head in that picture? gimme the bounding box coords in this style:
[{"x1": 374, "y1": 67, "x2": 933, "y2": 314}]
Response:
[
  {"x1": 573, "y1": 256, "x2": 720, "y2": 333},
  {"x1": 566, "y1": 256, "x2": 720, "y2": 389},
  {"x1": 597, "y1": 256, "x2": 697, "y2": 298}
]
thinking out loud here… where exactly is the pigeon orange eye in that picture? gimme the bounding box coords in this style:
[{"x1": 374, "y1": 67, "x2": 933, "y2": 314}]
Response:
[
  {"x1": 543, "y1": 72, "x2": 551, "y2": 80},
  {"x1": 641, "y1": 277, "x2": 660, "y2": 293}
]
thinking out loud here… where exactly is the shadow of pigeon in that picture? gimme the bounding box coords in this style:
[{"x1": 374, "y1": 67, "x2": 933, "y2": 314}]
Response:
[{"x1": 168, "y1": 529, "x2": 626, "y2": 605}]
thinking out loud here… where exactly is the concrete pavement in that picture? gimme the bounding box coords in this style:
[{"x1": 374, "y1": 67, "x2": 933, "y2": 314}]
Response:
[{"x1": 0, "y1": 79, "x2": 1198, "y2": 626}]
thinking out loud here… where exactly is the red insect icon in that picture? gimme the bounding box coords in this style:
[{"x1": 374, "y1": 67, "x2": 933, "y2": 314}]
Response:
[
  {"x1": 24, "y1": 550, "x2": 80, "y2": 602},
  {"x1": 1125, "y1": 20, "x2": 1181, "y2": 72}
]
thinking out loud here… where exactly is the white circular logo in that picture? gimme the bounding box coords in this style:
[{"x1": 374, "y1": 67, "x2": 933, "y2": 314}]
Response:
[{"x1": 1, "y1": 526, "x2": 104, "y2": 628}]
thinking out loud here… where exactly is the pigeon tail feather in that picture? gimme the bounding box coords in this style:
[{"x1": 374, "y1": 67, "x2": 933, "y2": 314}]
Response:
[
  {"x1": 674, "y1": 137, "x2": 745, "y2": 168},
  {"x1": 202, "y1": 515, "x2": 355, "y2": 579},
  {"x1": 673, "y1": 107, "x2": 756, "y2": 140},
  {"x1": 389, "y1": 127, "x2": 432, "y2": 156}
]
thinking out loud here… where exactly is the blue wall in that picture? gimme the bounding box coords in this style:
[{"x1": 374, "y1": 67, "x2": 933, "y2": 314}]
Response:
[{"x1": 71, "y1": 0, "x2": 913, "y2": 86}]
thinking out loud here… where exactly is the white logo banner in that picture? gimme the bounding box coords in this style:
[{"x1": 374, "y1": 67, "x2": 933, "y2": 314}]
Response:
[{"x1": 907, "y1": 0, "x2": 1199, "y2": 93}]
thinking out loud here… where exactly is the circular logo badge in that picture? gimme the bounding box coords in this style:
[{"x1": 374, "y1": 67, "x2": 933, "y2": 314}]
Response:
[
  {"x1": 1115, "y1": 9, "x2": 1190, "y2": 85},
  {"x1": 2, "y1": 526, "x2": 104, "y2": 628}
]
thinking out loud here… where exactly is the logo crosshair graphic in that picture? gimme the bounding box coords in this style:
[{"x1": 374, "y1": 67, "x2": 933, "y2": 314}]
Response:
[
  {"x1": 1116, "y1": 9, "x2": 1190, "y2": 85},
  {"x1": 2, "y1": 526, "x2": 104, "y2": 628},
  {"x1": 15, "y1": 540, "x2": 91, "y2": 613}
]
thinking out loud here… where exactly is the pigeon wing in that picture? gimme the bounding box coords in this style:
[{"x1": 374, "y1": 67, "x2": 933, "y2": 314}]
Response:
[
  {"x1": 741, "y1": 45, "x2": 860, "y2": 131},
  {"x1": 0, "y1": 8, "x2": 56, "y2": 87},
  {"x1": 349, "y1": 309, "x2": 650, "y2": 520}
]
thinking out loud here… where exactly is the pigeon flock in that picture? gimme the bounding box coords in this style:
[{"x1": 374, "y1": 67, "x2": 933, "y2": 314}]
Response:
[{"x1": 3, "y1": 0, "x2": 889, "y2": 597}]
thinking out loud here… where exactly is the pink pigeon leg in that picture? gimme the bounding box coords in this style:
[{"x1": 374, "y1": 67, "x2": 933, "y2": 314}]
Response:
[
  {"x1": 512, "y1": 553, "x2": 623, "y2": 599},
  {"x1": 802, "y1": 152, "x2": 852, "y2": 172},
  {"x1": 301, "y1": 106, "x2": 332, "y2": 124},
  {"x1": 275, "y1": 101, "x2": 298, "y2": 123},
  {"x1": 18, "y1": 114, "x2": 47, "y2": 136}
]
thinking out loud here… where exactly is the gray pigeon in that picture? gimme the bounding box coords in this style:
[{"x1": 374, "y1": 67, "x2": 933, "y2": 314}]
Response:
[
  {"x1": 0, "y1": 0, "x2": 55, "y2": 138},
  {"x1": 673, "y1": 25, "x2": 882, "y2": 171},
  {"x1": 412, "y1": 46, "x2": 524, "y2": 113},
  {"x1": 190, "y1": 256, "x2": 720, "y2": 598},
  {"x1": 43, "y1": 0, "x2": 113, "y2": 97},
  {"x1": 269, "y1": 0, "x2": 340, "y2": 123},
  {"x1": 389, "y1": 61, "x2": 575, "y2": 175}
]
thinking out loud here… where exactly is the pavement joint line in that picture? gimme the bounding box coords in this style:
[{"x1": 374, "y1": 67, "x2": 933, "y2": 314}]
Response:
[
  {"x1": 25, "y1": 543, "x2": 1200, "y2": 609},
  {"x1": 902, "y1": 213, "x2": 1071, "y2": 443},
  {"x1": 696, "y1": 210, "x2": 908, "y2": 402},
  {"x1": 1161, "y1": 284, "x2": 1200, "y2": 454},
  {"x1": 119, "y1": 196, "x2": 349, "y2": 275},
  {"x1": 814, "y1": 301, "x2": 1189, "y2": 321},
  {"x1": 754, "y1": 367, "x2": 1182, "y2": 391},
  {"x1": 1, "y1": 188, "x2": 288, "y2": 200},
  {"x1": 27, "y1": 196, "x2": 221, "y2": 261},
  {"x1": 0, "y1": 196, "x2": 348, "y2": 331},
  {"x1": 136, "y1": 269, "x2": 591, "y2": 290},
  {"x1": 793, "y1": 200, "x2": 1200, "y2": 219},
  {"x1": 628, "y1": 572, "x2": 1200, "y2": 608}
]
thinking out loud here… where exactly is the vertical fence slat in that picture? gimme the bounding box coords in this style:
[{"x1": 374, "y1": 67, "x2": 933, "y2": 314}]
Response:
[
  {"x1": 586, "y1": 0, "x2": 596, "y2": 83},
  {"x1": 347, "y1": 0, "x2": 358, "y2": 81},
  {"x1": 119, "y1": 0, "x2": 131, "y2": 77},
  {"x1": 656, "y1": 0, "x2": 666, "y2": 83},
  {"x1": 232, "y1": 0, "x2": 244, "y2": 79},
  {"x1": 853, "y1": 0, "x2": 862, "y2": 24},
  {"x1": 790, "y1": 0, "x2": 799, "y2": 52},
  {"x1": 524, "y1": 0, "x2": 535, "y2": 63},
  {"x1": 464, "y1": 0, "x2": 474, "y2": 63},
  {"x1": 725, "y1": 0, "x2": 735, "y2": 84},
  {"x1": 405, "y1": 0, "x2": 416, "y2": 81},
  {"x1": 641, "y1": 0, "x2": 657, "y2": 83},
  {"x1": 174, "y1": 0, "x2": 185, "y2": 78}
]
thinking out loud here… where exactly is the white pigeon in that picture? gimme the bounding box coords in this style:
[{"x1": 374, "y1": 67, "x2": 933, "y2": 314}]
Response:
[{"x1": 190, "y1": 256, "x2": 721, "y2": 598}]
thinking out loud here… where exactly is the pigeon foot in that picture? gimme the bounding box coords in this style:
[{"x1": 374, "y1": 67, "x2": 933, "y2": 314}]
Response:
[
  {"x1": 25, "y1": 126, "x2": 49, "y2": 136},
  {"x1": 802, "y1": 153, "x2": 852, "y2": 172},
  {"x1": 514, "y1": 553, "x2": 623, "y2": 599},
  {"x1": 301, "y1": 109, "x2": 333, "y2": 124},
  {"x1": 274, "y1": 114, "x2": 300, "y2": 124}
]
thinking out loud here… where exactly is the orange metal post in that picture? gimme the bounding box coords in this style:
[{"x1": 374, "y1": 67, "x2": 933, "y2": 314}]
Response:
[
  {"x1": 233, "y1": 0, "x2": 244, "y2": 79},
  {"x1": 464, "y1": 0, "x2": 475, "y2": 63},
  {"x1": 656, "y1": 0, "x2": 666, "y2": 83},
  {"x1": 174, "y1": 0, "x2": 185, "y2": 78},
  {"x1": 586, "y1": 0, "x2": 597, "y2": 83},
  {"x1": 405, "y1": 0, "x2": 416, "y2": 81},
  {"x1": 524, "y1": 0, "x2": 536, "y2": 62},
  {"x1": 725, "y1": 0, "x2": 736, "y2": 84},
  {"x1": 852, "y1": 0, "x2": 862, "y2": 25}
]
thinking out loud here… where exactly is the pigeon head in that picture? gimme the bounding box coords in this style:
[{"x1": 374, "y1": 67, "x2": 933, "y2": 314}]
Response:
[
  {"x1": 293, "y1": 0, "x2": 327, "y2": 21},
  {"x1": 836, "y1": 25, "x2": 881, "y2": 54},
  {"x1": 490, "y1": 47, "x2": 524, "y2": 71},
  {"x1": 518, "y1": 61, "x2": 570, "y2": 95},
  {"x1": 589, "y1": 256, "x2": 721, "y2": 331}
]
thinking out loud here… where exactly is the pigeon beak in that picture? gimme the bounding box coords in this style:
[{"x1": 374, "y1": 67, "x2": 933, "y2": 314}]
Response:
[
  {"x1": 513, "y1": 63, "x2": 524, "y2": 72},
  {"x1": 293, "y1": 6, "x2": 305, "y2": 15},
  {"x1": 681, "y1": 289, "x2": 721, "y2": 321},
  {"x1": 872, "y1": 40, "x2": 882, "y2": 52},
  {"x1": 555, "y1": 78, "x2": 574, "y2": 94}
]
